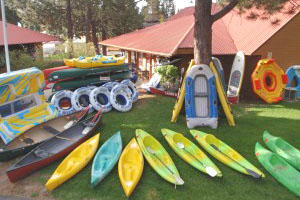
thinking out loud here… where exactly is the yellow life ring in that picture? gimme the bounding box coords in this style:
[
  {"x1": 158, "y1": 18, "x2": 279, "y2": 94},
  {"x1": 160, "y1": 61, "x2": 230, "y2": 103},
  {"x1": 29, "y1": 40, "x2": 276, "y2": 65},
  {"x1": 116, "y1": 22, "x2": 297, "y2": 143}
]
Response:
[{"x1": 251, "y1": 59, "x2": 288, "y2": 103}]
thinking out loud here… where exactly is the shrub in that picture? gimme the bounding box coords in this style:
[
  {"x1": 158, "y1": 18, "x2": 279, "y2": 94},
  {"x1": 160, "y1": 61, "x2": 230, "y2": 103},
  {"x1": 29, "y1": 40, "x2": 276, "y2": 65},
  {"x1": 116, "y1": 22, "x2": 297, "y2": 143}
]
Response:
[{"x1": 154, "y1": 65, "x2": 179, "y2": 91}]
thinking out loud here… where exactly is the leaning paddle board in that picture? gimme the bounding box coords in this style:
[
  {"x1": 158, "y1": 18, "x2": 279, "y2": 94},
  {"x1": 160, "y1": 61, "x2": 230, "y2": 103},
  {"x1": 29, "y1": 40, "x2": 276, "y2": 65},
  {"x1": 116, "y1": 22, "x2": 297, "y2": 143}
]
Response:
[
  {"x1": 171, "y1": 59, "x2": 195, "y2": 122},
  {"x1": 227, "y1": 51, "x2": 245, "y2": 103},
  {"x1": 209, "y1": 62, "x2": 235, "y2": 126},
  {"x1": 255, "y1": 142, "x2": 300, "y2": 197},
  {"x1": 212, "y1": 57, "x2": 226, "y2": 92}
]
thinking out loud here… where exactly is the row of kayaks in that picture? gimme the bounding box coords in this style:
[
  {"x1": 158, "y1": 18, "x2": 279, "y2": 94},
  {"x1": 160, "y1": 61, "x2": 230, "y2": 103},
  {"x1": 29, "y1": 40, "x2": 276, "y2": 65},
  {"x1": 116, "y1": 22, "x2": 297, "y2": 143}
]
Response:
[{"x1": 43, "y1": 129, "x2": 266, "y2": 197}]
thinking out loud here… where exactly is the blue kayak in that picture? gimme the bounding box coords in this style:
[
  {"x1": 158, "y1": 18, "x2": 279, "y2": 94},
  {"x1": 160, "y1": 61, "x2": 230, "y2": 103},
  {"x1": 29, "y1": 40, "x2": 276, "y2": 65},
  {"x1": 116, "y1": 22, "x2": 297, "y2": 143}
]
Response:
[{"x1": 91, "y1": 131, "x2": 122, "y2": 188}]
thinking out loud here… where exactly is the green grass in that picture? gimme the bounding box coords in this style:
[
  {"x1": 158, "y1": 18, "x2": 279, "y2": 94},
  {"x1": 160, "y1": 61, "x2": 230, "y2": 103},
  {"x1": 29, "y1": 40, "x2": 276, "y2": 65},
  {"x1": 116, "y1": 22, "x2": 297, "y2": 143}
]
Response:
[{"x1": 38, "y1": 95, "x2": 300, "y2": 200}]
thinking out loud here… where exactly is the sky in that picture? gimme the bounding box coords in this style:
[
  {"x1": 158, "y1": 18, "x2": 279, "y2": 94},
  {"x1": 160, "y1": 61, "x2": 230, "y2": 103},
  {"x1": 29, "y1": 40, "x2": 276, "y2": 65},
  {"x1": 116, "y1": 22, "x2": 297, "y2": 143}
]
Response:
[{"x1": 137, "y1": 0, "x2": 195, "y2": 12}]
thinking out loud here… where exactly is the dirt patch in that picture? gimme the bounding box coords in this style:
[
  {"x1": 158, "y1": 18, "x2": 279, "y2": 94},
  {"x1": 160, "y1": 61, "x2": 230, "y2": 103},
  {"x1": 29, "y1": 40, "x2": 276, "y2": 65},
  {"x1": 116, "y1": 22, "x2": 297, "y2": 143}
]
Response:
[{"x1": 0, "y1": 161, "x2": 54, "y2": 200}]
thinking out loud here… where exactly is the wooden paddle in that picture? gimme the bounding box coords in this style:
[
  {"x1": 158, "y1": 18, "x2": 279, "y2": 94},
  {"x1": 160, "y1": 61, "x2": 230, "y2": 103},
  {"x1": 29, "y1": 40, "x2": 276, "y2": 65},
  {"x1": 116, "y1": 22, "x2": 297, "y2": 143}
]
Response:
[{"x1": 64, "y1": 105, "x2": 91, "y2": 129}]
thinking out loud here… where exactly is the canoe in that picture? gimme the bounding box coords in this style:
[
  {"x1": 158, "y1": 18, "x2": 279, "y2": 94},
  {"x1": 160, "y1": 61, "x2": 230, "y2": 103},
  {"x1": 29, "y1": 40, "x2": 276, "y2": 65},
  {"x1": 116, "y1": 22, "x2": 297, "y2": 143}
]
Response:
[
  {"x1": 227, "y1": 51, "x2": 245, "y2": 103},
  {"x1": 48, "y1": 64, "x2": 129, "y2": 82},
  {"x1": 6, "y1": 110, "x2": 103, "y2": 183},
  {"x1": 136, "y1": 129, "x2": 184, "y2": 185},
  {"x1": 171, "y1": 59, "x2": 194, "y2": 122},
  {"x1": 210, "y1": 61, "x2": 235, "y2": 126},
  {"x1": 149, "y1": 87, "x2": 177, "y2": 98},
  {"x1": 43, "y1": 66, "x2": 72, "y2": 89},
  {"x1": 255, "y1": 142, "x2": 300, "y2": 197},
  {"x1": 0, "y1": 109, "x2": 89, "y2": 162},
  {"x1": 52, "y1": 71, "x2": 131, "y2": 92},
  {"x1": 263, "y1": 131, "x2": 300, "y2": 171},
  {"x1": 190, "y1": 130, "x2": 264, "y2": 178},
  {"x1": 161, "y1": 129, "x2": 222, "y2": 177},
  {"x1": 118, "y1": 138, "x2": 144, "y2": 197},
  {"x1": 45, "y1": 134, "x2": 100, "y2": 191},
  {"x1": 74, "y1": 56, "x2": 126, "y2": 68},
  {"x1": 91, "y1": 131, "x2": 122, "y2": 188}
]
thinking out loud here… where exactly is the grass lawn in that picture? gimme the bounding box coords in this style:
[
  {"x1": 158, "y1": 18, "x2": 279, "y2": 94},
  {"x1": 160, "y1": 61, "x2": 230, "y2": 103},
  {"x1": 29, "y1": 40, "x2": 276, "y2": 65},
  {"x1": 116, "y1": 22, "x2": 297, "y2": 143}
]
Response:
[{"x1": 37, "y1": 94, "x2": 300, "y2": 200}]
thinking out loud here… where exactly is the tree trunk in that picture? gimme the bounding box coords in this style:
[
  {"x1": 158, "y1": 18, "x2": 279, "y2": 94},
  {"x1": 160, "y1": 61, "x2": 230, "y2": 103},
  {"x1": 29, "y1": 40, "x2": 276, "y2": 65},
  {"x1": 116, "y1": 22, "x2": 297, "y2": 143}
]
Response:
[
  {"x1": 66, "y1": 0, "x2": 73, "y2": 58},
  {"x1": 87, "y1": 6, "x2": 100, "y2": 55},
  {"x1": 91, "y1": 20, "x2": 100, "y2": 55},
  {"x1": 101, "y1": 23, "x2": 107, "y2": 55},
  {"x1": 194, "y1": 0, "x2": 212, "y2": 65}
]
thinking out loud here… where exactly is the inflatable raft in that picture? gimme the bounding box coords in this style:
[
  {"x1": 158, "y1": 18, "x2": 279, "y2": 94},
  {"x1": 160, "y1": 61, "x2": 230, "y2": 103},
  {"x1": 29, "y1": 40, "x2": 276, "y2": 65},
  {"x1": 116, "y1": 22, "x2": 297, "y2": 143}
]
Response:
[
  {"x1": 0, "y1": 68, "x2": 58, "y2": 145},
  {"x1": 74, "y1": 55, "x2": 126, "y2": 68},
  {"x1": 185, "y1": 64, "x2": 218, "y2": 129},
  {"x1": 286, "y1": 65, "x2": 300, "y2": 98},
  {"x1": 252, "y1": 59, "x2": 288, "y2": 103}
]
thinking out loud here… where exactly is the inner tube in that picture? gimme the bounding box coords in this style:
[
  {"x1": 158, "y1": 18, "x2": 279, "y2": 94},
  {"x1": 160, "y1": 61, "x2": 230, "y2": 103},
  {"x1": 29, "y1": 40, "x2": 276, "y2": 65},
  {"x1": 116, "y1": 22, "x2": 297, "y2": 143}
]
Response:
[
  {"x1": 89, "y1": 86, "x2": 112, "y2": 112},
  {"x1": 121, "y1": 79, "x2": 139, "y2": 102},
  {"x1": 103, "y1": 81, "x2": 119, "y2": 91},
  {"x1": 110, "y1": 84, "x2": 133, "y2": 112},
  {"x1": 51, "y1": 90, "x2": 75, "y2": 116},
  {"x1": 71, "y1": 87, "x2": 94, "y2": 113}
]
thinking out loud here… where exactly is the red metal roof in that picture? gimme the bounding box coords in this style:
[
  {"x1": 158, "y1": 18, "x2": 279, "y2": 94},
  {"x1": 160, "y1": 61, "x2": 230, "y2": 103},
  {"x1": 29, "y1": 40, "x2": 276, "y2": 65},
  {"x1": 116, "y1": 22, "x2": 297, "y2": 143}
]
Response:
[
  {"x1": 0, "y1": 21, "x2": 59, "y2": 46},
  {"x1": 100, "y1": 2, "x2": 300, "y2": 56}
]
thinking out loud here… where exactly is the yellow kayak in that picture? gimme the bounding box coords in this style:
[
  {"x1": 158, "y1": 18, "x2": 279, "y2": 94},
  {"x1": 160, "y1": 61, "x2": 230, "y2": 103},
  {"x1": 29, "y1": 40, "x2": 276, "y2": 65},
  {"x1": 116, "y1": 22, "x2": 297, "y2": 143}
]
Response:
[
  {"x1": 209, "y1": 61, "x2": 235, "y2": 126},
  {"x1": 190, "y1": 130, "x2": 265, "y2": 178},
  {"x1": 118, "y1": 138, "x2": 144, "y2": 197},
  {"x1": 162, "y1": 129, "x2": 222, "y2": 177},
  {"x1": 74, "y1": 56, "x2": 126, "y2": 68},
  {"x1": 171, "y1": 59, "x2": 195, "y2": 122},
  {"x1": 136, "y1": 129, "x2": 184, "y2": 185},
  {"x1": 45, "y1": 134, "x2": 100, "y2": 191}
]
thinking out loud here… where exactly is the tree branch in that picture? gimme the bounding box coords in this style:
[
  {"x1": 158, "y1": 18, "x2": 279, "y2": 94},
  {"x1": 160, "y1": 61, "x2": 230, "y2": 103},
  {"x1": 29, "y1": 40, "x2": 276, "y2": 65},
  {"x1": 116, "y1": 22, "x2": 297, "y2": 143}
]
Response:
[{"x1": 212, "y1": 0, "x2": 239, "y2": 22}]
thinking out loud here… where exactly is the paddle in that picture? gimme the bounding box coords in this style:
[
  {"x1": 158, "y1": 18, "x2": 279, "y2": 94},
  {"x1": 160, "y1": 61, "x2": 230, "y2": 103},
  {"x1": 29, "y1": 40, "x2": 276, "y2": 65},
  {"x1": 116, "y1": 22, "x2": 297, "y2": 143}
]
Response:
[
  {"x1": 82, "y1": 108, "x2": 103, "y2": 135},
  {"x1": 64, "y1": 105, "x2": 91, "y2": 129},
  {"x1": 146, "y1": 147, "x2": 184, "y2": 186},
  {"x1": 210, "y1": 144, "x2": 261, "y2": 178},
  {"x1": 176, "y1": 142, "x2": 218, "y2": 177}
]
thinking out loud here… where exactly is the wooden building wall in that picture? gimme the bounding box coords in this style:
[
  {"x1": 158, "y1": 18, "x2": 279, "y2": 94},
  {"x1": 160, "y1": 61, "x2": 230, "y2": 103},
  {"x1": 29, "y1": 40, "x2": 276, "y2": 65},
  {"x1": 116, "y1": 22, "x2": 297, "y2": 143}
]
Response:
[{"x1": 253, "y1": 13, "x2": 300, "y2": 71}]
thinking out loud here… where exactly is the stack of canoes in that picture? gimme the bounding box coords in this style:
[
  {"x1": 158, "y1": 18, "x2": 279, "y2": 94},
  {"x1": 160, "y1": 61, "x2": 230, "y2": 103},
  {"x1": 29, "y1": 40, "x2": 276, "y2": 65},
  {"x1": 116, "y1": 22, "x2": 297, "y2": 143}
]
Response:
[
  {"x1": 255, "y1": 131, "x2": 300, "y2": 198},
  {"x1": 5, "y1": 128, "x2": 266, "y2": 198},
  {"x1": 45, "y1": 63, "x2": 131, "y2": 92}
]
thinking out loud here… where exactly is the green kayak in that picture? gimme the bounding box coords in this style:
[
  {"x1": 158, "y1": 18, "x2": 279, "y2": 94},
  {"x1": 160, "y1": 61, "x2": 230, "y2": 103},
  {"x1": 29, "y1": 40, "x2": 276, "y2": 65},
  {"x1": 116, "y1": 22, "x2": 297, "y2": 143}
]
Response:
[
  {"x1": 49, "y1": 63, "x2": 129, "y2": 82},
  {"x1": 255, "y1": 142, "x2": 300, "y2": 197},
  {"x1": 52, "y1": 71, "x2": 131, "y2": 92},
  {"x1": 263, "y1": 131, "x2": 300, "y2": 171}
]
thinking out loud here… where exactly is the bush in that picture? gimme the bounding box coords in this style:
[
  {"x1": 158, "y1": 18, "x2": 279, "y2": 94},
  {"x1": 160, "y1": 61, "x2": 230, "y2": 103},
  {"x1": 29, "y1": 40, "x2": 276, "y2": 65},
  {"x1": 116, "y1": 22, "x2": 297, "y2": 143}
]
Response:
[
  {"x1": 4, "y1": 50, "x2": 64, "y2": 71},
  {"x1": 154, "y1": 65, "x2": 179, "y2": 91}
]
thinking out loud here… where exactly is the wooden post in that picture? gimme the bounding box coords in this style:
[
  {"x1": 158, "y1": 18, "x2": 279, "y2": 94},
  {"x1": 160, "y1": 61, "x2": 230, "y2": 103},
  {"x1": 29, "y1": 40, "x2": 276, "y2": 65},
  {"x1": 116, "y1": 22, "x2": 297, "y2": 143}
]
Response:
[
  {"x1": 127, "y1": 51, "x2": 132, "y2": 64},
  {"x1": 135, "y1": 52, "x2": 140, "y2": 74},
  {"x1": 149, "y1": 55, "x2": 153, "y2": 79}
]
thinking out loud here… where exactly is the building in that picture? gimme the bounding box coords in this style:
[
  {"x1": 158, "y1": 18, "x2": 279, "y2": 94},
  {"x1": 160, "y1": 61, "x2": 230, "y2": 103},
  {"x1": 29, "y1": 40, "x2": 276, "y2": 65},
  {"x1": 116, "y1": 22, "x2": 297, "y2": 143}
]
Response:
[
  {"x1": 0, "y1": 21, "x2": 59, "y2": 69},
  {"x1": 99, "y1": 3, "x2": 300, "y2": 100}
]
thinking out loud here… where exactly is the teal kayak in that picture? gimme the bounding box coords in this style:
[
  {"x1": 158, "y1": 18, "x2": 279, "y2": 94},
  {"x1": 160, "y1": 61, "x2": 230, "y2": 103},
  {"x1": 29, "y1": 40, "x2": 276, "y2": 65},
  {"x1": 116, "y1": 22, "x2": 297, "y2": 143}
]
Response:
[
  {"x1": 91, "y1": 131, "x2": 122, "y2": 188},
  {"x1": 255, "y1": 142, "x2": 300, "y2": 197},
  {"x1": 52, "y1": 71, "x2": 131, "y2": 92},
  {"x1": 49, "y1": 63, "x2": 129, "y2": 82},
  {"x1": 263, "y1": 131, "x2": 300, "y2": 171}
]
